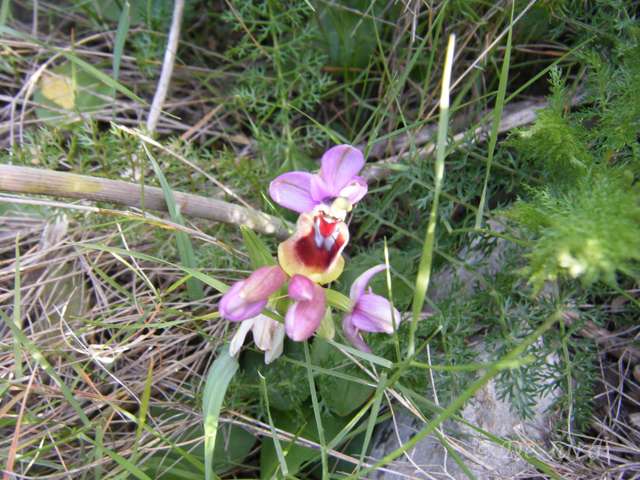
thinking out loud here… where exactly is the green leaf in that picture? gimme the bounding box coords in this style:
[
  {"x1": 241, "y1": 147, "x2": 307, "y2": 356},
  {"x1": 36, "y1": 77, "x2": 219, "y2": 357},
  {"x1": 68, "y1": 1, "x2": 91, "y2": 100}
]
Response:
[
  {"x1": 312, "y1": 339, "x2": 374, "y2": 416},
  {"x1": 260, "y1": 404, "x2": 354, "y2": 479},
  {"x1": 240, "y1": 340, "x2": 310, "y2": 411},
  {"x1": 94, "y1": 0, "x2": 145, "y2": 23},
  {"x1": 241, "y1": 226, "x2": 276, "y2": 269},
  {"x1": 133, "y1": 420, "x2": 255, "y2": 480},
  {"x1": 144, "y1": 144, "x2": 204, "y2": 302},
  {"x1": 34, "y1": 63, "x2": 112, "y2": 126},
  {"x1": 202, "y1": 347, "x2": 239, "y2": 480},
  {"x1": 0, "y1": 26, "x2": 148, "y2": 105}
]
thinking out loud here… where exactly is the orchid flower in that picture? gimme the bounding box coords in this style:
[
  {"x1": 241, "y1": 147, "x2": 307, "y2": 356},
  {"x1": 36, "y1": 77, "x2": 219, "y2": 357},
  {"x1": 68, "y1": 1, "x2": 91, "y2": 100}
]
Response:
[
  {"x1": 285, "y1": 274, "x2": 327, "y2": 341},
  {"x1": 220, "y1": 145, "x2": 373, "y2": 352},
  {"x1": 341, "y1": 265, "x2": 401, "y2": 353},
  {"x1": 229, "y1": 313, "x2": 285, "y2": 364},
  {"x1": 219, "y1": 265, "x2": 288, "y2": 322},
  {"x1": 269, "y1": 145, "x2": 368, "y2": 217},
  {"x1": 220, "y1": 265, "x2": 327, "y2": 351}
]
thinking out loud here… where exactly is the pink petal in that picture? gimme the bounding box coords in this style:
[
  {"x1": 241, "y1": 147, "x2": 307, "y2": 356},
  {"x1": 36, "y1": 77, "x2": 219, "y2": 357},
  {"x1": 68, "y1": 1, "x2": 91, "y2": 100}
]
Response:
[
  {"x1": 309, "y1": 175, "x2": 334, "y2": 204},
  {"x1": 269, "y1": 172, "x2": 319, "y2": 213},
  {"x1": 288, "y1": 274, "x2": 315, "y2": 301},
  {"x1": 350, "y1": 264, "x2": 388, "y2": 301},
  {"x1": 321, "y1": 145, "x2": 365, "y2": 195},
  {"x1": 351, "y1": 294, "x2": 401, "y2": 333},
  {"x1": 339, "y1": 176, "x2": 368, "y2": 205},
  {"x1": 240, "y1": 266, "x2": 288, "y2": 302},
  {"x1": 285, "y1": 283, "x2": 327, "y2": 341},
  {"x1": 341, "y1": 313, "x2": 371, "y2": 353},
  {"x1": 219, "y1": 281, "x2": 267, "y2": 322}
]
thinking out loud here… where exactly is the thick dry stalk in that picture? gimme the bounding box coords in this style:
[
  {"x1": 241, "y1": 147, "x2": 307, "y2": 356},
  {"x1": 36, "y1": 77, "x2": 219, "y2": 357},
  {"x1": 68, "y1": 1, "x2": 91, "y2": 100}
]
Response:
[
  {"x1": 0, "y1": 164, "x2": 291, "y2": 239},
  {"x1": 146, "y1": 0, "x2": 185, "y2": 133}
]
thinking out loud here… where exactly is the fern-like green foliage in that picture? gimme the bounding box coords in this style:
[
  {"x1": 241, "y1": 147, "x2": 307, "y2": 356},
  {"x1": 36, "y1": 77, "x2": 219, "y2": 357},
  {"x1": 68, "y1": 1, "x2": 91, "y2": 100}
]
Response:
[
  {"x1": 505, "y1": 25, "x2": 640, "y2": 289},
  {"x1": 587, "y1": 42, "x2": 640, "y2": 157},
  {"x1": 222, "y1": 0, "x2": 333, "y2": 171},
  {"x1": 505, "y1": 175, "x2": 640, "y2": 288},
  {"x1": 505, "y1": 67, "x2": 595, "y2": 182}
]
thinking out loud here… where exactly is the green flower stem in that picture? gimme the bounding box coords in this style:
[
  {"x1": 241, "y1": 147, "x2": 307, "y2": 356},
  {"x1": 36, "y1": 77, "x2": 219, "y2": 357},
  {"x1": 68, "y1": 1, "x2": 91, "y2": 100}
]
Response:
[{"x1": 409, "y1": 34, "x2": 456, "y2": 357}]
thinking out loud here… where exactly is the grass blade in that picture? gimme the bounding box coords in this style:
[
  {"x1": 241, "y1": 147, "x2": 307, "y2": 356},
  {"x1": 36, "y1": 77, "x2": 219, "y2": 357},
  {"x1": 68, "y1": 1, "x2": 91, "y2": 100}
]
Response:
[
  {"x1": 475, "y1": 0, "x2": 515, "y2": 229},
  {"x1": 356, "y1": 372, "x2": 386, "y2": 472},
  {"x1": 347, "y1": 309, "x2": 562, "y2": 480},
  {"x1": 0, "y1": 0, "x2": 9, "y2": 28},
  {"x1": 409, "y1": 34, "x2": 456, "y2": 357},
  {"x1": 202, "y1": 346, "x2": 239, "y2": 480},
  {"x1": 303, "y1": 340, "x2": 328, "y2": 480},
  {"x1": 0, "y1": 308, "x2": 91, "y2": 427},
  {"x1": 12, "y1": 234, "x2": 23, "y2": 379},
  {"x1": 131, "y1": 356, "x2": 154, "y2": 465},
  {"x1": 112, "y1": 1, "x2": 131, "y2": 115},
  {"x1": 259, "y1": 373, "x2": 289, "y2": 477},
  {"x1": 71, "y1": 242, "x2": 228, "y2": 292},
  {"x1": 80, "y1": 433, "x2": 152, "y2": 480},
  {"x1": 143, "y1": 144, "x2": 204, "y2": 303}
]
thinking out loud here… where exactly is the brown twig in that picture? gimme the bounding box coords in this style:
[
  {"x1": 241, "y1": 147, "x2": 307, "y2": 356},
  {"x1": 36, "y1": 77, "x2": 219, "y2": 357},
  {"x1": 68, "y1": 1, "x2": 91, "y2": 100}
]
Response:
[{"x1": 0, "y1": 164, "x2": 292, "y2": 239}]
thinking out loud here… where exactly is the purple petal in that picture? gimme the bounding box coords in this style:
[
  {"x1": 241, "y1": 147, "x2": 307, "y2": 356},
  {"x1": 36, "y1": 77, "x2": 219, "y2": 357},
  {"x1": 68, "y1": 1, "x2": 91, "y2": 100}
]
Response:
[
  {"x1": 341, "y1": 313, "x2": 371, "y2": 353},
  {"x1": 270, "y1": 172, "x2": 319, "y2": 213},
  {"x1": 321, "y1": 145, "x2": 365, "y2": 194},
  {"x1": 350, "y1": 264, "x2": 388, "y2": 301},
  {"x1": 285, "y1": 283, "x2": 327, "y2": 341},
  {"x1": 219, "y1": 281, "x2": 268, "y2": 322},
  {"x1": 309, "y1": 175, "x2": 333, "y2": 203},
  {"x1": 339, "y1": 176, "x2": 368, "y2": 205},
  {"x1": 288, "y1": 274, "x2": 315, "y2": 301},
  {"x1": 351, "y1": 294, "x2": 401, "y2": 333},
  {"x1": 240, "y1": 265, "x2": 288, "y2": 302}
]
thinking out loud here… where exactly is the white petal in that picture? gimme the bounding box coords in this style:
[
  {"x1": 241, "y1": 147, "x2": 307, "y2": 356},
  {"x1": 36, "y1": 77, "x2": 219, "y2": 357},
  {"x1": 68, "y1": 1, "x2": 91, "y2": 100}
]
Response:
[
  {"x1": 264, "y1": 324, "x2": 286, "y2": 364},
  {"x1": 229, "y1": 319, "x2": 254, "y2": 357},
  {"x1": 252, "y1": 314, "x2": 280, "y2": 351}
]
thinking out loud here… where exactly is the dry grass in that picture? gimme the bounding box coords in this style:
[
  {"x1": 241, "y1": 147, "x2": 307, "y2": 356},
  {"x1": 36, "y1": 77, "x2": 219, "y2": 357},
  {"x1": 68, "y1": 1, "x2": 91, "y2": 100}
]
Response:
[{"x1": 1, "y1": 1, "x2": 640, "y2": 479}]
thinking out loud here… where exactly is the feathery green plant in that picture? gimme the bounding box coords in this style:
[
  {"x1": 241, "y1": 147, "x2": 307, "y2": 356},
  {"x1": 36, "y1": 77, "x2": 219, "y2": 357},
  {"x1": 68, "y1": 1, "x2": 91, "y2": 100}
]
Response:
[
  {"x1": 504, "y1": 31, "x2": 640, "y2": 288},
  {"x1": 222, "y1": 0, "x2": 333, "y2": 171}
]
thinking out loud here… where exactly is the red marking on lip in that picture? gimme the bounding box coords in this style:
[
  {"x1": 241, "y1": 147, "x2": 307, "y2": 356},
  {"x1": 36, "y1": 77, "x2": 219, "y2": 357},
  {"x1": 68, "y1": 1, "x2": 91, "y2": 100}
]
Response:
[{"x1": 295, "y1": 214, "x2": 346, "y2": 271}]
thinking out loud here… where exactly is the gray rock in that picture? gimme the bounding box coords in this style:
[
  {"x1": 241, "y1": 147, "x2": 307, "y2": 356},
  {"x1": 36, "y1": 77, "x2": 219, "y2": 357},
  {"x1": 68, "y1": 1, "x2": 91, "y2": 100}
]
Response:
[
  {"x1": 369, "y1": 220, "x2": 558, "y2": 479},
  {"x1": 370, "y1": 374, "x2": 556, "y2": 479}
]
